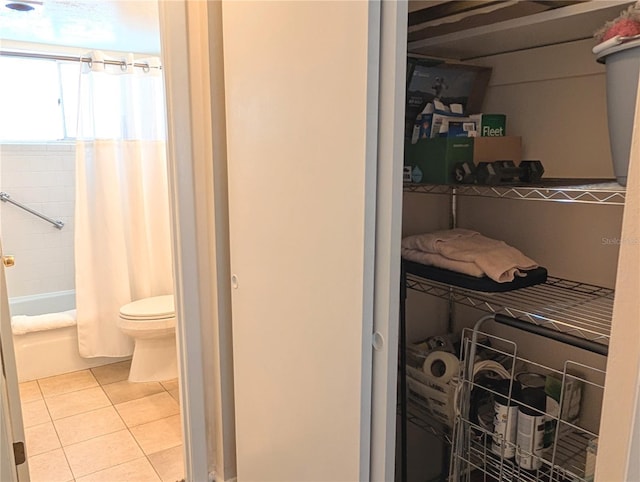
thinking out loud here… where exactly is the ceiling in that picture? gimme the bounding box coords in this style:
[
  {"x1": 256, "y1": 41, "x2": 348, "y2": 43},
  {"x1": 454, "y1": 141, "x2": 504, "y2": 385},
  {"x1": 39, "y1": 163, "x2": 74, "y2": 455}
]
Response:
[
  {"x1": 407, "y1": 0, "x2": 586, "y2": 45},
  {"x1": 0, "y1": 0, "x2": 160, "y2": 54},
  {"x1": 0, "y1": 0, "x2": 592, "y2": 58}
]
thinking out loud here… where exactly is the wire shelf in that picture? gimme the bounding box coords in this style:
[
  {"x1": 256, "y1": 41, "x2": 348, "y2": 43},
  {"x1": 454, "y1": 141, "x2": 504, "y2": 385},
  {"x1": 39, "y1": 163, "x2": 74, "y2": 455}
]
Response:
[
  {"x1": 453, "y1": 421, "x2": 596, "y2": 482},
  {"x1": 405, "y1": 275, "x2": 614, "y2": 346},
  {"x1": 450, "y1": 330, "x2": 603, "y2": 482},
  {"x1": 405, "y1": 392, "x2": 453, "y2": 445},
  {"x1": 403, "y1": 180, "x2": 626, "y2": 205}
]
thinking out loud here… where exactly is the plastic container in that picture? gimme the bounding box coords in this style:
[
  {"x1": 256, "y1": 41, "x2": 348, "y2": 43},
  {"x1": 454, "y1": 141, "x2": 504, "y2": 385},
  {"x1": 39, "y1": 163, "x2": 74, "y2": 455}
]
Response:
[{"x1": 596, "y1": 37, "x2": 640, "y2": 186}]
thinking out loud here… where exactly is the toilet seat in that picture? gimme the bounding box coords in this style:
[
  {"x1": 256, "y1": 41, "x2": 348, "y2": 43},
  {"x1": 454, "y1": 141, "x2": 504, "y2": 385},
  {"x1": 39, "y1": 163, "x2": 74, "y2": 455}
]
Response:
[{"x1": 119, "y1": 295, "x2": 174, "y2": 321}]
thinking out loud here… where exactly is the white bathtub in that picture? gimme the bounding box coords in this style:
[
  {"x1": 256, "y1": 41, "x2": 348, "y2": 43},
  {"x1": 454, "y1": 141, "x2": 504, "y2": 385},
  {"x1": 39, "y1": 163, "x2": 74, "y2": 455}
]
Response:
[{"x1": 10, "y1": 290, "x2": 129, "y2": 382}]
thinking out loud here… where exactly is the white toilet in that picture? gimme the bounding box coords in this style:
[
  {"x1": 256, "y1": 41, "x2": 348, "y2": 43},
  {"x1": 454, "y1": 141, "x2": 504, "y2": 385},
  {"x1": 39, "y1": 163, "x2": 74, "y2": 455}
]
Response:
[{"x1": 118, "y1": 295, "x2": 177, "y2": 382}]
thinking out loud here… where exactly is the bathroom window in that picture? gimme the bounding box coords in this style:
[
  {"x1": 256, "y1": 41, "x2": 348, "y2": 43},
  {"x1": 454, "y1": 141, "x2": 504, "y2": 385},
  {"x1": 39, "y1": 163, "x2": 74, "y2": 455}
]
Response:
[{"x1": 0, "y1": 57, "x2": 80, "y2": 141}]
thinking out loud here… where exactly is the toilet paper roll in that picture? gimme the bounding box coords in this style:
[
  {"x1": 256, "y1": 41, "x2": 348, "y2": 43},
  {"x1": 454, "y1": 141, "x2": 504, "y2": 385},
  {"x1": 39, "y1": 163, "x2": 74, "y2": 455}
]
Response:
[{"x1": 422, "y1": 351, "x2": 460, "y2": 383}]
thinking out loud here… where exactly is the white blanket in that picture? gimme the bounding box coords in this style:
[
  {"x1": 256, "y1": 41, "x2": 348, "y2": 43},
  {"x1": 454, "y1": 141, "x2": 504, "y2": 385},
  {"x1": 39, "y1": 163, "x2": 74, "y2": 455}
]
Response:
[
  {"x1": 402, "y1": 229, "x2": 539, "y2": 283},
  {"x1": 12, "y1": 309, "x2": 77, "y2": 335}
]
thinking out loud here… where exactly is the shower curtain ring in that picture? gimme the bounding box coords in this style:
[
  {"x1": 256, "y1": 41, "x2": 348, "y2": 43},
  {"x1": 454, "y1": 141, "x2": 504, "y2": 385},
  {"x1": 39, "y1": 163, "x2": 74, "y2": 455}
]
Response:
[
  {"x1": 120, "y1": 60, "x2": 128, "y2": 72},
  {"x1": 142, "y1": 63, "x2": 150, "y2": 73}
]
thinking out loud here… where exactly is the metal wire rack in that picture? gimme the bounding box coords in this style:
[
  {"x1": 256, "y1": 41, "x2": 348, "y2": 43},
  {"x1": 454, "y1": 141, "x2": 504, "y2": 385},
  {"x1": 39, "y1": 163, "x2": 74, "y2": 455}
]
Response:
[
  {"x1": 405, "y1": 394, "x2": 453, "y2": 445},
  {"x1": 399, "y1": 178, "x2": 619, "y2": 480},
  {"x1": 450, "y1": 327, "x2": 604, "y2": 482},
  {"x1": 405, "y1": 274, "x2": 614, "y2": 348},
  {"x1": 453, "y1": 425, "x2": 596, "y2": 482},
  {"x1": 403, "y1": 180, "x2": 626, "y2": 205}
]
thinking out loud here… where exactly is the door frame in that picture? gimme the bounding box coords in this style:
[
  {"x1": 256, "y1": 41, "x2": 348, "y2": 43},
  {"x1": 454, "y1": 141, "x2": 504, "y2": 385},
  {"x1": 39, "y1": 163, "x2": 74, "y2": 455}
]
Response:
[
  {"x1": 370, "y1": 1, "x2": 407, "y2": 480},
  {"x1": 158, "y1": 1, "x2": 236, "y2": 481}
]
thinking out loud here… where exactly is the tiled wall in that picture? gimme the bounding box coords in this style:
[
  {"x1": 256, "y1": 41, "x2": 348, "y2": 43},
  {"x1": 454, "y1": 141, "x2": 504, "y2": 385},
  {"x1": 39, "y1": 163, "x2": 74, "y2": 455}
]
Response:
[{"x1": 0, "y1": 143, "x2": 75, "y2": 299}]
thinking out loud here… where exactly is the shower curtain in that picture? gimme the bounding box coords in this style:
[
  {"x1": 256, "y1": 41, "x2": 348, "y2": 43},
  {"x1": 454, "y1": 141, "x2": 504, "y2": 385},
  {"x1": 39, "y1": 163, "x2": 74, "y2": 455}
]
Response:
[{"x1": 75, "y1": 52, "x2": 173, "y2": 358}]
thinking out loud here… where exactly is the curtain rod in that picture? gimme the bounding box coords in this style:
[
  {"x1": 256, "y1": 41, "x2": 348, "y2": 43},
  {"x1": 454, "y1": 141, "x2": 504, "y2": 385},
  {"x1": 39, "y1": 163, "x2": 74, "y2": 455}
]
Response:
[{"x1": 0, "y1": 50, "x2": 162, "y2": 70}]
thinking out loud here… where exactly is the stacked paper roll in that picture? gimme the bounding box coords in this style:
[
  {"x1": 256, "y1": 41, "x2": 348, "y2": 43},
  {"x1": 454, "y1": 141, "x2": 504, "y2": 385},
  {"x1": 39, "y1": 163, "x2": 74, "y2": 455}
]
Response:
[{"x1": 422, "y1": 351, "x2": 460, "y2": 383}]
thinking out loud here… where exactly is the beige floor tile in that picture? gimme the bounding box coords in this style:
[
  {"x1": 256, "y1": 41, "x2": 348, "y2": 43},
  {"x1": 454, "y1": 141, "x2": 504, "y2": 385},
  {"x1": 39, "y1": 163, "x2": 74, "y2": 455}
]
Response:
[
  {"x1": 91, "y1": 360, "x2": 132, "y2": 386},
  {"x1": 169, "y1": 388, "x2": 180, "y2": 404},
  {"x1": 28, "y1": 448, "x2": 73, "y2": 482},
  {"x1": 63, "y1": 429, "x2": 144, "y2": 478},
  {"x1": 102, "y1": 379, "x2": 164, "y2": 405},
  {"x1": 45, "y1": 386, "x2": 111, "y2": 420},
  {"x1": 38, "y1": 370, "x2": 98, "y2": 398},
  {"x1": 130, "y1": 414, "x2": 182, "y2": 455},
  {"x1": 148, "y1": 445, "x2": 185, "y2": 482},
  {"x1": 19, "y1": 380, "x2": 43, "y2": 403},
  {"x1": 54, "y1": 406, "x2": 126, "y2": 446},
  {"x1": 22, "y1": 399, "x2": 51, "y2": 428},
  {"x1": 115, "y1": 392, "x2": 180, "y2": 428},
  {"x1": 25, "y1": 421, "x2": 61, "y2": 456},
  {"x1": 75, "y1": 457, "x2": 161, "y2": 482},
  {"x1": 160, "y1": 379, "x2": 178, "y2": 392}
]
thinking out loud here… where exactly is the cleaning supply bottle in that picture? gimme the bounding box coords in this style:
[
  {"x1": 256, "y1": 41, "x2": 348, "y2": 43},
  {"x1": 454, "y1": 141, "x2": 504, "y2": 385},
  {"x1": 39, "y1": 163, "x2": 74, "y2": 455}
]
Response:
[
  {"x1": 491, "y1": 379, "x2": 521, "y2": 459},
  {"x1": 516, "y1": 387, "x2": 547, "y2": 470}
]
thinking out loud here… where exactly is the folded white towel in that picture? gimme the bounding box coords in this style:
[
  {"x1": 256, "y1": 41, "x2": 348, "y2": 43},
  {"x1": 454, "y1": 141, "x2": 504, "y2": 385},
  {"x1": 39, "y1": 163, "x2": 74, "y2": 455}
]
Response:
[
  {"x1": 402, "y1": 229, "x2": 539, "y2": 283},
  {"x1": 402, "y1": 248, "x2": 486, "y2": 278},
  {"x1": 11, "y1": 309, "x2": 77, "y2": 335},
  {"x1": 402, "y1": 228, "x2": 479, "y2": 253}
]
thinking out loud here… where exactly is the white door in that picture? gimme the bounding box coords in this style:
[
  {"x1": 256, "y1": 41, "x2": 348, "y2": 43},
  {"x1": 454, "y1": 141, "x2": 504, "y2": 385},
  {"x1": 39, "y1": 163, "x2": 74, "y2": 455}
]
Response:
[
  {"x1": 158, "y1": 1, "x2": 407, "y2": 478},
  {"x1": 222, "y1": 2, "x2": 406, "y2": 480},
  {"x1": 0, "y1": 244, "x2": 29, "y2": 481}
]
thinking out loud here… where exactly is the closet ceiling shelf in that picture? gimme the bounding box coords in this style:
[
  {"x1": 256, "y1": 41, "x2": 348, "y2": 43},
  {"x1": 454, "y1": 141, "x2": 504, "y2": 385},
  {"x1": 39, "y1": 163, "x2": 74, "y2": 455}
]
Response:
[
  {"x1": 403, "y1": 180, "x2": 626, "y2": 205},
  {"x1": 407, "y1": 0, "x2": 635, "y2": 60},
  {"x1": 405, "y1": 274, "x2": 613, "y2": 346}
]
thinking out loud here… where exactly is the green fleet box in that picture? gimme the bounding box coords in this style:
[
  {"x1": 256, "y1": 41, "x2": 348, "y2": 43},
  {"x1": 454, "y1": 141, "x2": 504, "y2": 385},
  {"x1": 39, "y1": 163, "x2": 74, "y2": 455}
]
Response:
[
  {"x1": 471, "y1": 113, "x2": 506, "y2": 137},
  {"x1": 405, "y1": 137, "x2": 474, "y2": 184}
]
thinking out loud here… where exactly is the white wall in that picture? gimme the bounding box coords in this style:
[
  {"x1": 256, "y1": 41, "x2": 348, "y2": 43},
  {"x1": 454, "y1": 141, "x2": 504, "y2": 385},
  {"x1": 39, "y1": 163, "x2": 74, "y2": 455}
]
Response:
[
  {"x1": 0, "y1": 143, "x2": 75, "y2": 299},
  {"x1": 475, "y1": 38, "x2": 612, "y2": 179},
  {"x1": 461, "y1": 39, "x2": 622, "y2": 357}
]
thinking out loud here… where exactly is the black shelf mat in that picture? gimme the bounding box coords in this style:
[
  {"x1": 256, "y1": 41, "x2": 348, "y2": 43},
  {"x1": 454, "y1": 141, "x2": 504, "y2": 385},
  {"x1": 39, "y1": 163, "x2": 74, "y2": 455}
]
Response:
[{"x1": 403, "y1": 259, "x2": 548, "y2": 293}]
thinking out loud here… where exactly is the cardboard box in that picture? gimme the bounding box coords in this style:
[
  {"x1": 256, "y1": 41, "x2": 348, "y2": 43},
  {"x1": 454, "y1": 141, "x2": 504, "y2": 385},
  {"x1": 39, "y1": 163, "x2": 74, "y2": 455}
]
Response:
[
  {"x1": 473, "y1": 136, "x2": 522, "y2": 164},
  {"x1": 545, "y1": 374, "x2": 582, "y2": 424},
  {"x1": 471, "y1": 114, "x2": 507, "y2": 137},
  {"x1": 405, "y1": 137, "x2": 474, "y2": 184},
  {"x1": 415, "y1": 112, "x2": 478, "y2": 139},
  {"x1": 447, "y1": 120, "x2": 477, "y2": 138},
  {"x1": 405, "y1": 57, "x2": 492, "y2": 140}
]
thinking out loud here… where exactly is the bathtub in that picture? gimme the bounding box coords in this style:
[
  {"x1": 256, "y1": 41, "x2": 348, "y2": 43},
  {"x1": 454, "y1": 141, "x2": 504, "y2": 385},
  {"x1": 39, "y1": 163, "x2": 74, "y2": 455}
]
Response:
[{"x1": 10, "y1": 290, "x2": 129, "y2": 382}]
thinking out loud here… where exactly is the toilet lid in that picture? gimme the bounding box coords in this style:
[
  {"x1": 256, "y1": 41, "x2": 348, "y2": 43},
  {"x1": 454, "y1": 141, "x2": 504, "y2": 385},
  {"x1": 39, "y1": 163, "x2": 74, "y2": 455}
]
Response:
[{"x1": 119, "y1": 295, "x2": 175, "y2": 320}]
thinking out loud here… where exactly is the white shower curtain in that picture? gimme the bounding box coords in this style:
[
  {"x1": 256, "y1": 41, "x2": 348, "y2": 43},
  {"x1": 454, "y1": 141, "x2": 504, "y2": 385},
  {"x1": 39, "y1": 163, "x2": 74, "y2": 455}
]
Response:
[{"x1": 75, "y1": 52, "x2": 173, "y2": 358}]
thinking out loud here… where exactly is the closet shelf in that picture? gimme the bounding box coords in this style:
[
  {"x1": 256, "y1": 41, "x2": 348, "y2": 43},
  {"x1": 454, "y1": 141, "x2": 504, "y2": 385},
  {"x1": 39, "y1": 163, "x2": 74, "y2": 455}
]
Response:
[
  {"x1": 408, "y1": 0, "x2": 634, "y2": 60},
  {"x1": 405, "y1": 274, "x2": 614, "y2": 347},
  {"x1": 457, "y1": 425, "x2": 595, "y2": 482},
  {"x1": 404, "y1": 394, "x2": 452, "y2": 445},
  {"x1": 403, "y1": 180, "x2": 625, "y2": 205}
]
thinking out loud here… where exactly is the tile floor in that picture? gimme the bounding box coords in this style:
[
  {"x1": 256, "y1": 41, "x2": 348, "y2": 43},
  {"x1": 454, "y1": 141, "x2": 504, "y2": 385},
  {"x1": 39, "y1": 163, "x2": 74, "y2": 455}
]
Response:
[{"x1": 19, "y1": 360, "x2": 184, "y2": 482}]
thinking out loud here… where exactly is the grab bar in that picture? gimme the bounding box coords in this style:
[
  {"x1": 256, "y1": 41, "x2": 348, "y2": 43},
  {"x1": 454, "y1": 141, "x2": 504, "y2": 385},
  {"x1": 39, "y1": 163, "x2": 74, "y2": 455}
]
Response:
[{"x1": 0, "y1": 192, "x2": 65, "y2": 230}]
